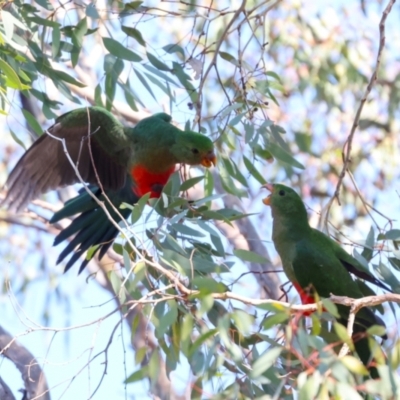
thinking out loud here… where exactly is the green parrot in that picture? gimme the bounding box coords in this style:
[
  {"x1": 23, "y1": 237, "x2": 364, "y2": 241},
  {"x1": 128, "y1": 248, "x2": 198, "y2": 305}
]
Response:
[
  {"x1": 262, "y1": 183, "x2": 391, "y2": 377},
  {"x1": 2, "y1": 107, "x2": 216, "y2": 273}
]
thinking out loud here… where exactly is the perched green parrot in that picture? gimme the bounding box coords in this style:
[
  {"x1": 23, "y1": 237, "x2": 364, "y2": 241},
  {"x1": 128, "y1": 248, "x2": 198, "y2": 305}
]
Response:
[
  {"x1": 262, "y1": 183, "x2": 391, "y2": 377},
  {"x1": 2, "y1": 107, "x2": 216, "y2": 273}
]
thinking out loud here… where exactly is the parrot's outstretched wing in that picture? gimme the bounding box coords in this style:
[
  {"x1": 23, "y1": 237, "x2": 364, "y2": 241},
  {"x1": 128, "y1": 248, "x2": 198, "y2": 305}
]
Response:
[{"x1": 2, "y1": 107, "x2": 131, "y2": 212}]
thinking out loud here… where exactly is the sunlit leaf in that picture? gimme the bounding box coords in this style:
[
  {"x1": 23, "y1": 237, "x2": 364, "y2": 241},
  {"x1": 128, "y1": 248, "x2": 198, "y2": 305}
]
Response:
[
  {"x1": 234, "y1": 249, "x2": 269, "y2": 264},
  {"x1": 22, "y1": 109, "x2": 43, "y2": 136},
  {"x1": 103, "y1": 37, "x2": 142, "y2": 61},
  {"x1": 250, "y1": 347, "x2": 282, "y2": 378}
]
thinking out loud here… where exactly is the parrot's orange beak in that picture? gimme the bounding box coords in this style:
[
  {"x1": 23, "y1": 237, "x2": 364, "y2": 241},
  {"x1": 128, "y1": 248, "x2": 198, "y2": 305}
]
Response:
[
  {"x1": 261, "y1": 183, "x2": 274, "y2": 206},
  {"x1": 201, "y1": 150, "x2": 217, "y2": 168}
]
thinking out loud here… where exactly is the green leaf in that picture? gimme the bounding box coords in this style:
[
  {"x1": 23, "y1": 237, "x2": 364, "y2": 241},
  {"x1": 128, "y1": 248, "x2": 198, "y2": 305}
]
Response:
[
  {"x1": 27, "y1": 15, "x2": 59, "y2": 28},
  {"x1": 366, "y1": 325, "x2": 387, "y2": 337},
  {"x1": 122, "y1": 248, "x2": 132, "y2": 274},
  {"x1": 0, "y1": 59, "x2": 29, "y2": 90},
  {"x1": 389, "y1": 257, "x2": 400, "y2": 272},
  {"x1": 94, "y1": 83, "x2": 103, "y2": 107},
  {"x1": 265, "y1": 71, "x2": 282, "y2": 82},
  {"x1": 219, "y1": 51, "x2": 239, "y2": 67},
  {"x1": 234, "y1": 249, "x2": 269, "y2": 264},
  {"x1": 231, "y1": 310, "x2": 254, "y2": 336},
  {"x1": 171, "y1": 62, "x2": 198, "y2": 103},
  {"x1": 171, "y1": 223, "x2": 205, "y2": 238},
  {"x1": 147, "y1": 52, "x2": 170, "y2": 71},
  {"x1": 263, "y1": 313, "x2": 289, "y2": 330},
  {"x1": 243, "y1": 155, "x2": 267, "y2": 184},
  {"x1": 379, "y1": 229, "x2": 400, "y2": 240},
  {"x1": 142, "y1": 64, "x2": 178, "y2": 85},
  {"x1": 221, "y1": 156, "x2": 248, "y2": 187},
  {"x1": 341, "y1": 355, "x2": 368, "y2": 375},
  {"x1": 143, "y1": 72, "x2": 170, "y2": 96},
  {"x1": 361, "y1": 226, "x2": 375, "y2": 261},
  {"x1": 131, "y1": 192, "x2": 150, "y2": 225},
  {"x1": 156, "y1": 301, "x2": 178, "y2": 337},
  {"x1": 72, "y1": 17, "x2": 87, "y2": 48},
  {"x1": 134, "y1": 68, "x2": 156, "y2": 100},
  {"x1": 103, "y1": 37, "x2": 142, "y2": 61},
  {"x1": 298, "y1": 371, "x2": 321, "y2": 400},
  {"x1": 161, "y1": 249, "x2": 219, "y2": 273},
  {"x1": 321, "y1": 298, "x2": 339, "y2": 317},
  {"x1": 122, "y1": 26, "x2": 146, "y2": 46},
  {"x1": 22, "y1": 109, "x2": 43, "y2": 136},
  {"x1": 267, "y1": 142, "x2": 304, "y2": 169},
  {"x1": 9, "y1": 129, "x2": 26, "y2": 150},
  {"x1": 220, "y1": 103, "x2": 242, "y2": 118},
  {"x1": 86, "y1": 3, "x2": 100, "y2": 19},
  {"x1": 34, "y1": 0, "x2": 51, "y2": 10},
  {"x1": 250, "y1": 347, "x2": 282, "y2": 378},
  {"x1": 119, "y1": 80, "x2": 140, "y2": 110},
  {"x1": 192, "y1": 277, "x2": 227, "y2": 294},
  {"x1": 180, "y1": 176, "x2": 204, "y2": 191},
  {"x1": 163, "y1": 43, "x2": 185, "y2": 57},
  {"x1": 333, "y1": 322, "x2": 353, "y2": 349},
  {"x1": 108, "y1": 270, "x2": 126, "y2": 303},
  {"x1": 219, "y1": 162, "x2": 247, "y2": 197},
  {"x1": 204, "y1": 169, "x2": 214, "y2": 200},
  {"x1": 48, "y1": 69, "x2": 86, "y2": 87},
  {"x1": 51, "y1": 26, "x2": 61, "y2": 59},
  {"x1": 128, "y1": 261, "x2": 146, "y2": 292},
  {"x1": 295, "y1": 131, "x2": 312, "y2": 153},
  {"x1": 124, "y1": 1, "x2": 143, "y2": 10},
  {"x1": 125, "y1": 366, "x2": 148, "y2": 383}
]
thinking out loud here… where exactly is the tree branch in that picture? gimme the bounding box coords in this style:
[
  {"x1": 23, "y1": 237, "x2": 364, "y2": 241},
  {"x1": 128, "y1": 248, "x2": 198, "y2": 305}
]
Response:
[
  {"x1": 0, "y1": 376, "x2": 15, "y2": 400},
  {"x1": 0, "y1": 325, "x2": 50, "y2": 400},
  {"x1": 325, "y1": 0, "x2": 397, "y2": 224}
]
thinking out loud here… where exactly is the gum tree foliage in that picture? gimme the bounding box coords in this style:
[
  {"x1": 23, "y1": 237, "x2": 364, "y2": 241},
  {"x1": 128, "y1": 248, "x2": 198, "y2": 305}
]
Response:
[{"x1": 0, "y1": 0, "x2": 399, "y2": 399}]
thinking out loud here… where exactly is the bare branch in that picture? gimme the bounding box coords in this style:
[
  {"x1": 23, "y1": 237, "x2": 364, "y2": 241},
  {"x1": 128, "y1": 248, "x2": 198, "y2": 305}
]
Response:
[
  {"x1": 0, "y1": 325, "x2": 50, "y2": 400},
  {"x1": 0, "y1": 376, "x2": 15, "y2": 400}
]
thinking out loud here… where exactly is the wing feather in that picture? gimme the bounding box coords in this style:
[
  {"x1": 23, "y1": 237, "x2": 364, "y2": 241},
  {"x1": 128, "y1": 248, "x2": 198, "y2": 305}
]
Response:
[{"x1": 2, "y1": 107, "x2": 131, "y2": 212}]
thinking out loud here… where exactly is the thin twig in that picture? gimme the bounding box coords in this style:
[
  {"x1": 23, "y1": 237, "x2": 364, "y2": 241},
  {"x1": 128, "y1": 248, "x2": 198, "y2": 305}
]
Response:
[
  {"x1": 324, "y1": 0, "x2": 397, "y2": 229},
  {"x1": 196, "y1": 0, "x2": 246, "y2": 119}
]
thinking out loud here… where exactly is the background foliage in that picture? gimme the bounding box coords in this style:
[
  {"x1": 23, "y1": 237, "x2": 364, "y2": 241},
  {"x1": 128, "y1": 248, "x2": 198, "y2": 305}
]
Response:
[{"x1": 0, "y1": 0, "x2": 400, "y2": 399}]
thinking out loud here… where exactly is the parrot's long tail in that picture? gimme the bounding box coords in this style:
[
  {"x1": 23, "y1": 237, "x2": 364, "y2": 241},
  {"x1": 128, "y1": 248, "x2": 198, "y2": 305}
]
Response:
[
  {"x1": 50, "y1": 178, "x2": 138, "y2": 273},
  {"x1": 340, "y1": 312, "x2": 386, "y2": 379}
]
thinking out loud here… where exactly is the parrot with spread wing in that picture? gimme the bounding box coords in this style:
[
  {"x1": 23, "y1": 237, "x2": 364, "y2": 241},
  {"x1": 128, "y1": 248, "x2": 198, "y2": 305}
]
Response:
[
  {"x1": 2, "y1": 107, "x2": 216, "y2": 273},
  {"x1": 262, "y1": 183, "x2": 392, "y2": 378}
]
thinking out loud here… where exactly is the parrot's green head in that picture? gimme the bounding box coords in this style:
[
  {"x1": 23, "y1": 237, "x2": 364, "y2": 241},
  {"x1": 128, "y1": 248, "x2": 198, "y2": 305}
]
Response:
[
  {"x1": 172, "y1": 132, "x2": 216, "y2": 168},
  {"x1": 262, "y1": 183, "x2": 308, "y2": 219}
]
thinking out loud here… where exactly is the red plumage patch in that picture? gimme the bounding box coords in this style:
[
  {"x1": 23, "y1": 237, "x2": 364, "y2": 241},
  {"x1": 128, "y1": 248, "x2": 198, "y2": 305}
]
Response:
[
  {"x1": 293, "y1": 282, "x2": 317, "y2": 316},
  {"x1": 130, "y1": 165, "x2": 176, "y2": 198}
]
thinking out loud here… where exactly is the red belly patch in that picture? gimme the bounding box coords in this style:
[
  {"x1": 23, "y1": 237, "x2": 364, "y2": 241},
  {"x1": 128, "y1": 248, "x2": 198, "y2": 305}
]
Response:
[
  {"x1": 293, "y1": 282, "x2": 317, "y2": 316},
  {"x1": 130, "y1": 165, "x2": 176, "y2": 198}
]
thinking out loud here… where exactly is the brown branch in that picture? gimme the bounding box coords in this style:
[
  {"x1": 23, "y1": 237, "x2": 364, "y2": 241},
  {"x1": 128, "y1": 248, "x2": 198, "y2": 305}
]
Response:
[
  {"x1": 325, "y1": 0, "x2": 397, "y2": 224},
  {"x1": 329, "y1": 293, "x2": 400, "y2": 358},
  {"x1": 0, "y1": 376, "x2": 15, "y2": 400},
  {"x1": 0, "y1": 325, "x2": 50, "y2": 400}
]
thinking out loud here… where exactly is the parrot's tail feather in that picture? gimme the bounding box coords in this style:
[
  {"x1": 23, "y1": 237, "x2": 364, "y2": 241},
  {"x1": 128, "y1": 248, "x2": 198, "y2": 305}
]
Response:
[{"x1": 52, "y1": 177, "x2": 138, "y2": 273}]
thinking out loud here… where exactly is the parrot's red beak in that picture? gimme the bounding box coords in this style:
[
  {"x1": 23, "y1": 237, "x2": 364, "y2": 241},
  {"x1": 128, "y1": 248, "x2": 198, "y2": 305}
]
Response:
[
  {"x1": 201, "y1": 150, "x2": 217, "y2": 168},
  {"x1": 261, "y1": 183, "x2": 274, "y2": 206}
]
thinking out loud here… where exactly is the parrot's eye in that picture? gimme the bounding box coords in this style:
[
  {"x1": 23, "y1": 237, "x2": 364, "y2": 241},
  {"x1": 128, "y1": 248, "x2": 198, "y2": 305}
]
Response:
[
  {"x1": 191, "y1": 148, "x2": 199, "y2": 154},
  {"x1": 279, "y1": 190, "x2": 285, "y2": 196}
]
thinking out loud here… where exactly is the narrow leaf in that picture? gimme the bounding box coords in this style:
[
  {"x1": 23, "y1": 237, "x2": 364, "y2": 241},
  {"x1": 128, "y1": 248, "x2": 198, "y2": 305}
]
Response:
[
  {"x1": 103, "y1": 37, "x2": 142, "y2": 61},
  {"x1": 234, "y1": 249, "x2": 269, "y2": 264}
]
